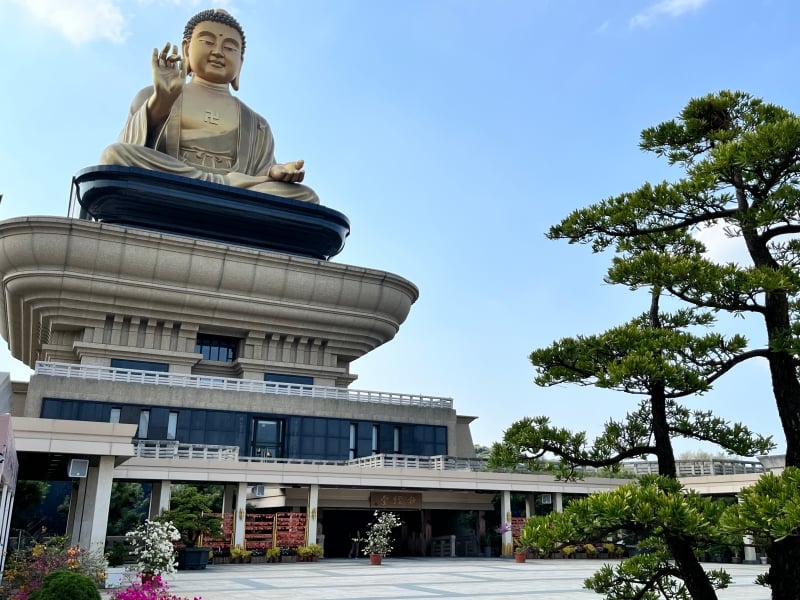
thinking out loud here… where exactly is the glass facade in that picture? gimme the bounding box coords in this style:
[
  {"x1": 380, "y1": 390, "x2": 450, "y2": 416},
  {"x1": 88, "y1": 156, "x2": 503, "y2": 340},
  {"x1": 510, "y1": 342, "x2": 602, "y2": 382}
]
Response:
[
  {"x1": 195, "y1": 334, "x2": 239, "y2": 362},
  {"x1": 40, "y1": 398, "x2": 447, "y2": 460},
  {"x1": 110, "y1": 359, "x2": 169, "y2": 372},
  {"x1": 264, "y1": 373, "x2": 314, "y2": 385}
]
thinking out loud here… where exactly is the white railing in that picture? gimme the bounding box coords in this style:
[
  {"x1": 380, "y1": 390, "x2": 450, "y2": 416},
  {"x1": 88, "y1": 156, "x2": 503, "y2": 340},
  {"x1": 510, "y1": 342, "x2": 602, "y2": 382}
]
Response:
[
  {"x1": 347, "y1": 454, "x2": 486, "y2": 471},
  {"x1": 239, "y1": 456, "x2": 342, "y2": 466},
  {"x1": 34, "y1": 361, "x2": 453, "y2": 409},
  {"x1": 128, "y1": 443, "x2": 767, "y2": 478},
  {"x1": 623, "y1": 459, "x2": 764, "y2": 477},
  {"x1": 135, "y1": 440, "x2": 239, "y2": 461}
]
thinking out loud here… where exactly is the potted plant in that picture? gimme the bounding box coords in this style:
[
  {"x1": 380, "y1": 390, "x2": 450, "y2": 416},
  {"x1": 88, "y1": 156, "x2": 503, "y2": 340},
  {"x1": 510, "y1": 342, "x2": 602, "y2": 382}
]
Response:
[
  {"x1": 480, "y1": 532, "x2": 495, "y2": 557},
  {"x1": 514, "y1": 529, "x2": 536, "y2": 563},
  {"x1": 356, "y1": 511, "x2": 402, "y2": 565},
  {"x1": 280, "y1": 547, "x2": 297, "y2": 562},
  {"x1": 266, "y1": 547, "x2": 282, "y2": 563},
  {"x1": 296, "y1": 545, "x2": 313, "y2": 561},
  {"x1": 125, "y1": 519, "x2": 181, "y2": 580},
  {"x1": 211, "y1": 547, "x2": 230, "y2": 564},
  {"x1": 230, "y1": 545, "x2": 252, "y2": 563},
  {"x1": 104, "y1": 540, "x2": 129, "y2": 588},
  {"x1": 304, "y1": 543, "x2": 324, "y2": 561},
  {"x1": 158, "y1": 486, "x2": 221, "y2": 570}
]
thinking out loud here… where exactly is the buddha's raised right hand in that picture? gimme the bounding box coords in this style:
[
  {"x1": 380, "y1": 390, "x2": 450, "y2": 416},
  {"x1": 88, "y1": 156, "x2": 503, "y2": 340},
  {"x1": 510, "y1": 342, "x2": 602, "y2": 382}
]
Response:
[{"x1": 146, "y1": 42, "x2": 186, "y2": 126}]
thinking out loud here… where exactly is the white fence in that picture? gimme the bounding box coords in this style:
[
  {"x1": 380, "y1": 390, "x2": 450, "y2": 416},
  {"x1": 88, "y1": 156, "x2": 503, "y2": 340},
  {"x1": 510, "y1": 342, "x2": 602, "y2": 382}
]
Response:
[
  {"x1": 135, "y1": 440, "x2": 239, "y2": 461},
  {"x1": 624, "y1": 459, "x2": 764, "y2": 477},
  {"x1": 128, "y1": 442, "x2": 765, "y2": 478},
  {"x1": 34, "y1": 361, "x2": 453, "y2": 409},
  {"x1": 347, "y1": 454, "x2": 487, "y2": 471}
]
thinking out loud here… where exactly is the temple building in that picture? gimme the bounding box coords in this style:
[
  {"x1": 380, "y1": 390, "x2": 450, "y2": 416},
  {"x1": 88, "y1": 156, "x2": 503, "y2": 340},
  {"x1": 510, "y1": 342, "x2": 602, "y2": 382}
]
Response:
[{"x1": 0, "y1": 166, "x2": 628, "y2": 559}]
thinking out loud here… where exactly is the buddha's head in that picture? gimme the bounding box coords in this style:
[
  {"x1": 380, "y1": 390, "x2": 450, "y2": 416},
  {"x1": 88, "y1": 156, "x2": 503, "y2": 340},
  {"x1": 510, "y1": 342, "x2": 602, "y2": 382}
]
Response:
[{"x1": 182, "y1": 9, "x2": 246, "y2": 90}]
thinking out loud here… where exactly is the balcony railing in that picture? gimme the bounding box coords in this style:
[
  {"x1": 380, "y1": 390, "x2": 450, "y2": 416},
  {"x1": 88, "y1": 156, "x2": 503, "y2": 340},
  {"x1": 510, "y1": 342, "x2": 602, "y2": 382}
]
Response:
[
  {"x1": 127, "y1": 445, "x2": 768, "y2": 479},
  {"x1": 34, "y1": 361, "x2": 453, "y2": 409},
  {"x1": 624, "y1": 459, "x2": 764, "y2": 477},
  {"x1": 135, "y1": 440, "x2": 239, "y2": 461},
  {"x1": 347, "y1": 454, "x2": 487, "y2": 471}
]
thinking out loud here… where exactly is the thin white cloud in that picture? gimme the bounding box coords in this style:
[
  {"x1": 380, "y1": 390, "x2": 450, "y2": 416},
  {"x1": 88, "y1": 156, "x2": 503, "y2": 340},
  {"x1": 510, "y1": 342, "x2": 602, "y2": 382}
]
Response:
[
  {"x1": 13, "y1": 0, "x2": 128, "y2": 44},
  {"x1": 11, "y1": 0, "x2": 233, "y2": 45},
  {"x1": 630, "y1": 0, "x2": 710, "y2": 29},
  {"x1": 695, "y1": 223, "x2": 751, "y2": 266}
]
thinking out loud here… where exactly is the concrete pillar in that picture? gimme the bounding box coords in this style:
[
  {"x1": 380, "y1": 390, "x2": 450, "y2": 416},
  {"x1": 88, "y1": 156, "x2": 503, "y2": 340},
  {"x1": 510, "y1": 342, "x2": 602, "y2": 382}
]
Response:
[
  {"x1": 525, "y1": 494, "x2": 534, "y2": 518},
  {"x1": 743, "y1": 534, "x2": 757, "y2": 564},
  {"x1": 267, "y1": 334, "x2": 280, "y2": 361},
  {"x1": 232, "y1": 482, "x2": 247, "y2": 548},
  {"x1": 422, "y1": 509, "x2": 431, "y2": 556},
  {"x1": 78, "y1": 456, "x2": 114, "y2": 552},
  {"x1": 478, "y1": 510, "x2": 487, "y2": 553},
  {"x1": 110, "y1": 315, "x2": 123, "y2": 346},
  {"x1": 307, "y1": 485, "x2": 319, "y2": 545},
  {"x1": 149, "y1": 481, "x2": 171, "y2": 518},
  {"x1": 144, "y1": 320, "x2": 156, "y2": 350},
  {"x1": 0, "y1": 484, "x2": 15, "y2": 578},
  {"x1": 222, "y1": 484, "x2": 236, "y2": 515},
  {"x1": 69, "y1": 478, "x2": 88, "y2": 546},
  {"x1": 553, "y1": 492, "x2": 564, "y2": 513},
  {"x1": 501, "y1": 490, "x2": 512, "y2": 556},
  {"x1": 65, "y1": 482, "x2": 80, "y2": 543}
]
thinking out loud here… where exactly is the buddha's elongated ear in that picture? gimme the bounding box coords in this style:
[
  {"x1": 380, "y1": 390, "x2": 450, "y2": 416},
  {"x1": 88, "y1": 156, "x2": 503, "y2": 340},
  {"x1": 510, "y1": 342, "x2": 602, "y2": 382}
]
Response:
[
  {"x1": 182, "y1": 39, "x2": 192, "y2": 75},
  {"x1": 232, "y1": 57, "x2": 243, "y2": 91}
]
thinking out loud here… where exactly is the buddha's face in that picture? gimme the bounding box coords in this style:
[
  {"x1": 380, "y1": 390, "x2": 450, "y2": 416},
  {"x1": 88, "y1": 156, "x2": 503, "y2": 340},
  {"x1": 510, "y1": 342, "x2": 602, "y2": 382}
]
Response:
[{"x1": 183, "y1": 20, "x2": 243, "y2": 85}]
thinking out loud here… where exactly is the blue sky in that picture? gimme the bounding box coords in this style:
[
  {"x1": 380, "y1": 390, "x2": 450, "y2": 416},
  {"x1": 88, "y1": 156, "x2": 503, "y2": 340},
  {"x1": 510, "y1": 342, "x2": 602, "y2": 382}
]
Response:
[{"x1": 0, "y1": 0, "x2": 796, "y2": 453}]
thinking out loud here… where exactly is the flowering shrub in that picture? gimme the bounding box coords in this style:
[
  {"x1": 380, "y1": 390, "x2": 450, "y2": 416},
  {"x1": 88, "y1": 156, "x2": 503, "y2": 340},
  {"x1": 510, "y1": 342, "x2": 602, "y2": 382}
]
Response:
[
  {"x1": 355, "y1": 511, "x2": 402, "y2": 557},
  {"x1": 125, "y1": 520, "x2": 180, "y2": 576},
  {"x1": 0, "y1": 535, "x2": 106, "y2": 600},
  {"x1": 110, "y1": 573, "x2": 201, "y2": 600},
  {"x1": 494, "y1": 522, "x2": 511, "y2": 535}
]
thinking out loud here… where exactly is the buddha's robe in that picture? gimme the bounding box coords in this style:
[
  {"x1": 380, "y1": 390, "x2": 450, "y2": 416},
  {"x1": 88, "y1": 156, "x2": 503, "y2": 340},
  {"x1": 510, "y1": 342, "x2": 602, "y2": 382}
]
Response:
[{"x1": 100, "y1": 86, "x2": 319, "y2": 204}]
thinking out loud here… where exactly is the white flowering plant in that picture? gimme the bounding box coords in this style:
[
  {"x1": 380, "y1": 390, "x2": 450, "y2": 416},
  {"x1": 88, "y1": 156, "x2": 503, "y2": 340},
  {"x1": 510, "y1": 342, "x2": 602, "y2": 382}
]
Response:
[
  {"x1": 356, "y1": 511, "x2": 402, "y2": 557},
  {"x1": 125, "y1": 519, "x2": 180, "y2": 575}
]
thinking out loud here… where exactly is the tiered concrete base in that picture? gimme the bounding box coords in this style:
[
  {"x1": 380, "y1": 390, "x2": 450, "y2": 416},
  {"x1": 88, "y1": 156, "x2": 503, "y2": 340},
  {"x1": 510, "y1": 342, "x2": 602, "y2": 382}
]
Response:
[{"x1": 0, "y1": 217, "x2": 418, "y2": 385}]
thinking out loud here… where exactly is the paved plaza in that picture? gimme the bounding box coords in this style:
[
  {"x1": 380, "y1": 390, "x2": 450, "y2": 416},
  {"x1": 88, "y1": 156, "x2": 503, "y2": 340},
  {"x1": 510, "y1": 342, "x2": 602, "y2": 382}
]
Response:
[{"x1": 106, "y1": 558, "x2": 770, "y2": 600}]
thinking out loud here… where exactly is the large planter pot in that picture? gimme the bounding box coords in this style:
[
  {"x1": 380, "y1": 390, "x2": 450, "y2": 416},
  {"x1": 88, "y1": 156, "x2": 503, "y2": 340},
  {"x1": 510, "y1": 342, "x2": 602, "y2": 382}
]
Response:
[
  {"x1": 369, "y1": 554, "x2": 383, "y2": 566},
  {"x1": 104, "y1": 566, "x2": 127, "y2": 588},
  {"x1": 514, "y1": 552, "x2": 526, "y2": 563},
  {"x1": 178, "y1": 547, "x2": 210, "y2": 570}
]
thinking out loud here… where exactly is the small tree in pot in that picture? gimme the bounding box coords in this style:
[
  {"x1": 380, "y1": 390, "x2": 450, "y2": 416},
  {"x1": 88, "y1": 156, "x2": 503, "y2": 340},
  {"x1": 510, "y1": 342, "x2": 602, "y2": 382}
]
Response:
[
  {"x1": 158, "y1": 486, "x2": 221, "y2": 570},
  {"x1": 356, "y1": 511, "x2": 402, "y2": 565}
]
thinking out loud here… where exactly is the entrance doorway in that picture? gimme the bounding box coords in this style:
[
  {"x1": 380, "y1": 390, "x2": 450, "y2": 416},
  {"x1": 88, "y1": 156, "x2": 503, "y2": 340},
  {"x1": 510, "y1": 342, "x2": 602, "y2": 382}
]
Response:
[
  {"x1": 251, "y1": 419, "x2": 283, "y2": 458},
  {"x1": 319, "y1": 509, "x2": 423, "y2": 558}
]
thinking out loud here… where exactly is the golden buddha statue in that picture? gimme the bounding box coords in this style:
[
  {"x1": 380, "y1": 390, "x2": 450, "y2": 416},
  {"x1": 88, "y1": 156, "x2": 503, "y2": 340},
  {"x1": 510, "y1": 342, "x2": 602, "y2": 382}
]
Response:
[{"x1": 100, "y1": 8, "x2": 318, "y2": 204}]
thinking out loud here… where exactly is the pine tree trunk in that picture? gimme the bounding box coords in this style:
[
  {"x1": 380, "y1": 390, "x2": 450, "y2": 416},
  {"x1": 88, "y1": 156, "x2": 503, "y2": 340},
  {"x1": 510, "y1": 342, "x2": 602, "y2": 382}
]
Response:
[
  {"x1": 767, "y1": 537, "x2": 800, "y2": 600},
  {"x1": 739, "y1": 193, "x2": 800, "y2": 599},
  {"x1": 667, "y1": 538, "x2": 718, "y2": 600}
]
